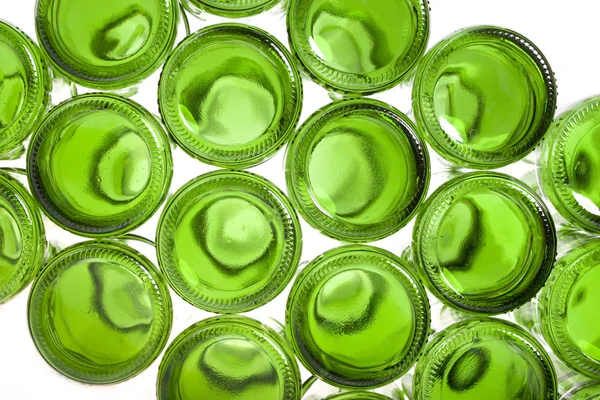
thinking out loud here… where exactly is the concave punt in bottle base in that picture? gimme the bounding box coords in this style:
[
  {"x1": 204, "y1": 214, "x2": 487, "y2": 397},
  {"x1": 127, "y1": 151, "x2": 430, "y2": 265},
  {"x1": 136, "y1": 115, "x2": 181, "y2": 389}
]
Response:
[
  {"x1": 413, "y1": 26, "x2": 557, "y2": 168},
  {"x1": 157, "y1": 170, "x2": 302, "y2": 314},
  {"x1": 0, "y1": 170, "x2": 45, "y2": 304},
  {"x1": 286, "y1": 245, "x2": 430, "y2": 389},
  {"x1": 540, "y1": 95, "x2": 600, "y2": 234},
  {"x1": 285, "y1": 99, "x2": 429, "y2": 243},
  {"x1": 28, "y1": 240, "x2": 172, "y2": 384},
  {"x1": 0, "y1": 21, "x2": 50, "y2": 155},
  {"x1": 413, "y1": 318, "x2": 557, "y2": 400},
  {"x1": 159, "y1": 23, "x2": 302, "y2": 168},
  {"x1": 539, "y1": 239, "x2": 600, "y2": 379},
  {"x1": 157, "y1": 315, "x2": 301, "y2": 400},
  {"x1": 36, "y1": 0, "x2": 178, "y2": 89},
  {"x1": 287, "y1": 0, "x2": 429, "y2": 94},
  {"x1": 412, "y1": 172, "x2": 556, "y2": 314},
  {"x1": 27, "y1": 93, "x2": 172, "y2": 237}
]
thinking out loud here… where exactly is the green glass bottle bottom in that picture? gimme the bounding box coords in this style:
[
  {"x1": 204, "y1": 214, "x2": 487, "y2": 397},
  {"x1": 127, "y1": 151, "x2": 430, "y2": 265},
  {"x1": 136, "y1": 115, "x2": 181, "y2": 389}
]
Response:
[
  {"x1": 285, "y1": 99, "x2": 429, "y2": 242},
  {"x1": 413, "y1": 318, "x2": 557, "y2": 400},
  {"x1": 28, "y1": 93, "x2": 172, "y2": 237},
  {"x1": 36, "y1": 0, "x2": 178, "y2": 89},
  {"x1": 28, "y1": 240, "x2": 172, "y2": 384},
  {"x1": 540, "y1": 239, "x2": 600, "y2": 378},
  {"x1": 413, "y1": 172, "x2": 556, "y2": 314},
  {"x1": 157, "y1": 316, "x2": 301, "y2": 399},
  {"x1": 157, "y1": 170, "x2": 302, "y2": 313},
  {"x1": 286, "y1": 245, "x2": 430, "y2": 389},
  {"x1": 0, "y1": 171, "x2": 45, "y2": 304},
  {"x1": 287, "y1": 0, "x2": 429, "y2": 94},
  {"x1": 540, "y1": 95, "x2": 600, "y2": 233},
  {"x1": 413, "y1": 26, "x2": 556, "y2": 168},
  {"x1": 0, "y1": 21, "x2": 49, "y2": 155},
  {"x1": 159, "y1": 23, "x2": 302, "y2": 168}
]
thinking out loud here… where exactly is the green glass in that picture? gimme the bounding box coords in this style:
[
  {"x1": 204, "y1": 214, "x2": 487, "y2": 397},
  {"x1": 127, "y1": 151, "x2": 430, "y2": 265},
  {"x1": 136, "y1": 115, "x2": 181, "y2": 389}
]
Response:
[
  {"x1": 0, "y1": 21, "x2": 50, "y2": 155},
  {"x1": 323, "y1": 393, "x2": 392, "y2": 400},
  {"x1": 159, "y1": 23, "x2": 302, "y2": 168},
  {"x1": 156, "y1": 170, "x2": 302, "y2": 313},
  {"x1": 287, "y1": 0, "x2": 429, "y2": 94},
  {"x1": 562, "y1": 383, "x2": 600, "y2": 399},
  {"x1": 286, "y1": 99, "x2": 429, "y2": 242},
  {"x1": 540, "y1": 96, "x2": 600, "y2": 233},
  {"x1": 0, "y1": 170, "x2": 45, "y2": 304},
  {"x1": 28, "y1": 240, "x2": 172, "y2": 384},
  {"x1": 28, "y1": 93, "x2": 172, "y2": 237},
  {"x1": 157, "y1": 315, "x2": 301, "y2": 399},
  {"x1": 184, "y1": 0, "x2": 279, "y2": 17},
  {"x1": 301, "y1": 374, "x2": 408, "y2": 400},
  {"x1": 413, "y1": 26, "x2": 557, "y2": 169},
  {"x1": 413, "y1": 318, "x2": 557, "y2": 399},
  {"x1": 36, "y1": 0, "x2": 178, "y2": 89},
  {"x1": 412, "y1": 172, "x2": 556, "y2": 314},
  {"x1": 286, "y1": 245, "x2": 430, "y2": 389},
  {"x1": 539, "y1": 239, "x2": 600, "y2": 379}
]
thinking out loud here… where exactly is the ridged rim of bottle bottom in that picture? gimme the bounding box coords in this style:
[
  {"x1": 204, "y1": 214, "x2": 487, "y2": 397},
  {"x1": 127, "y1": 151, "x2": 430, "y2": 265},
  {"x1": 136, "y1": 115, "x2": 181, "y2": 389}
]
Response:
[
  {"x1": 157, "y1": 315, "x2": 301, "y2": 399},
  {"x1": 286, "y1": 245, "x2": 431, "y2": 389},
  {"x1": 413, "y1": 25, "x2": 557, "y2": 168},
  {"x1": 324, "y1": 392, "x2": 392, "y2": 400},
  {"x1": 287, "y1": 0, "x2": 430, "y2": 94},
  {"x1": 27, "y1": 93, "x2": 173, "y2": 237},
  {"x1": 0, "y1": 171, "x2": 45, "y2": 304},
  {"x1": 158, "y1": 23, "x2": 302, "y2": 168},
  {"x1": 35, "y1": 0, "x2": 178, "y2": 89},
  {"x1": 156, "y1": 169, "x2": 302, "y2": 313},
  {"x1": 413, "y1": 318, "x2": 557, "y2": 400},
  {"x1": 539, "y1": 239, "x2": 600, "y2": 378},
  {"x1": 28, "y1": 240, "x2": 173, "y2": 384},
  {"x1": 188, "y1": 0, "x2": 280, "y2": 17},
  {"x1": 539, "y1": 95, "x2": 600, "y2": 233},
  {"x1": 285, "y1": 98, "x2": 430, "y2": 243},
  {"x1": 413, "y1": 172, "x2": 557, "y2": 314},
  {"x1": 561, "y1": 382, "x2": 600, "y2": 399}
]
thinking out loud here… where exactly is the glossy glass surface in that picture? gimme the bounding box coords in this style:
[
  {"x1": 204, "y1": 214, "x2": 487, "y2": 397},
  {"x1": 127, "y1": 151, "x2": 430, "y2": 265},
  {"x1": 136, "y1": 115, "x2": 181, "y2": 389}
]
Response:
[
  {"x1": 562, "y1": 383, "x2": 600, "y2": 399},
  {"x1": 0, "y1": 21, "x2": 50, "y2": 155},
  {"x1": 157, "y1": 170, "x2": 301, "y2": 313},
  {"x1": 287, "y1": 0, "x2": 429, "y2": 94},
  {"x1": 324, "y1": 393, "x2": 392, "y2": 400},
  {"x1": 28, "y1": 240, "x2": 172, "y2": 384},
  {"x1": 36, "y1": 0, "x2": 178, "y2": 89},
  {"x1": 157, "y1": 316, "x2": 301, "y2": 400},
  {"x1": 160, "y1": 23, "x2": 301, "y2": 168},
  {"x1": 540, "y1": 96, "x2": 600, "y2": 233},
  {"x1": 413, "y1": 318, "x2": 557, "y2": 400},
  {"x1": 286, "y1": 245, "x2": 430, "y2": 389},
  {"x1": 186, "y1": 0, "x2": 279, "y2": 17},
  {"x1": 539, "y1": 239, "x2": 600, "y2": 379},
  {"x1": 28, "y1": 93, "x2": 172, "y2": 237},
  {"x1": 413, "y1": 26, "x2": 556, "y2": 168},
  {"x1": 286, "y1": 99, "x2": 429, "y2": 242},
  {"x1": 0, "y1": 171, "x2": 45, "y2": 304},
  {"x1": 413, "y1": 172, "x2": 556, "y2": 314}
]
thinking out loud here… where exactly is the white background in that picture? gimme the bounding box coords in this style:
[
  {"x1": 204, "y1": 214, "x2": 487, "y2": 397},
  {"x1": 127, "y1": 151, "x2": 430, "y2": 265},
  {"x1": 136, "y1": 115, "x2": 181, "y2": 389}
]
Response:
[{"x1": 0, "y1": 0, "x2": 598, "y2": 398}]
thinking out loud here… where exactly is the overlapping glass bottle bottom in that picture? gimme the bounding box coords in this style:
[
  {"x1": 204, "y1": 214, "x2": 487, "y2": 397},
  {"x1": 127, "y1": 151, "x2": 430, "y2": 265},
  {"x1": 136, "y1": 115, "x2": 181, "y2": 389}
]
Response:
[{"x1": 1, "y1": 0, "x2": 599, "y2": 399}]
